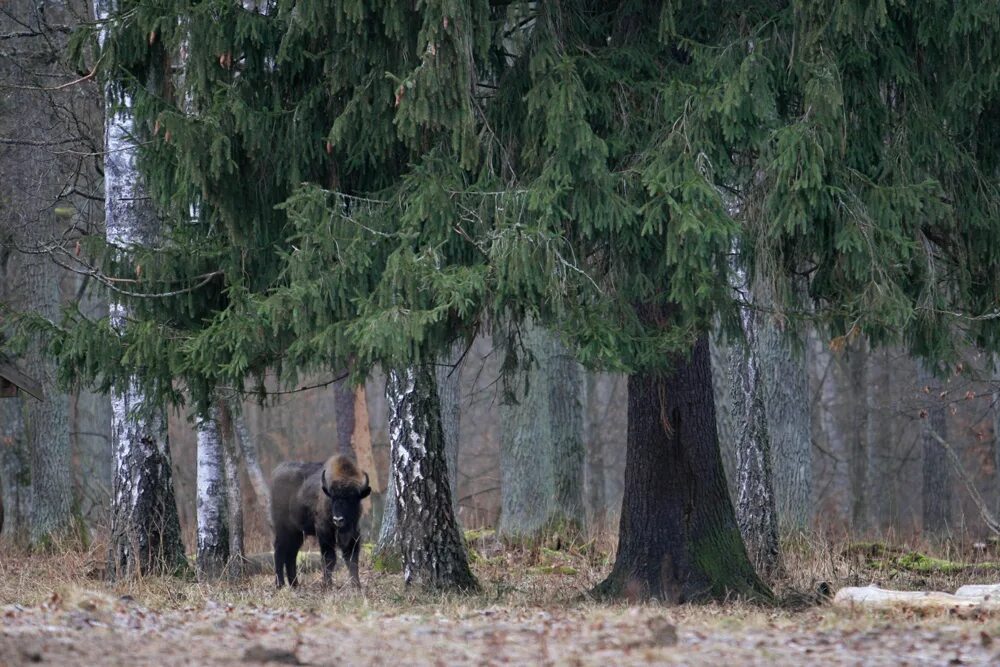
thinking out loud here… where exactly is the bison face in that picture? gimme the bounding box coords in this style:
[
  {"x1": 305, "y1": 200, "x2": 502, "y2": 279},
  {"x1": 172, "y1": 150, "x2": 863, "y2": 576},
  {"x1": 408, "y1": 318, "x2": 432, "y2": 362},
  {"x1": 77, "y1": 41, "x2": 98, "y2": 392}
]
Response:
[{"x1": 321, "y1": 471, "x2": 371, "y2": 529}]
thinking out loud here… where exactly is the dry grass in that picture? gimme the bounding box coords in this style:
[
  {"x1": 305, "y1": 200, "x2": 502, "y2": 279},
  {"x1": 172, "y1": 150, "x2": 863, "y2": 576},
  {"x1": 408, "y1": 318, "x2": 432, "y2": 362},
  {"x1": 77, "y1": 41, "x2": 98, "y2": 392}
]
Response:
[{"x1": 4, "y1": 531, "x2": 1000, "y2": 665}]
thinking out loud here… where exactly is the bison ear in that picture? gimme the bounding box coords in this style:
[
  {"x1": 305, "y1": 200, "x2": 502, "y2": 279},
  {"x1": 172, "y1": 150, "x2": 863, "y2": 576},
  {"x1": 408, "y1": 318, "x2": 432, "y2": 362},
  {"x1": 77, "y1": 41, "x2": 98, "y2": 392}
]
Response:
[
  {"x1": 321, "y1": 469, "x2": 333, "y2": 499},
  {"x1": 359, "y1": 472, "x2": 371, "y2": 500}
]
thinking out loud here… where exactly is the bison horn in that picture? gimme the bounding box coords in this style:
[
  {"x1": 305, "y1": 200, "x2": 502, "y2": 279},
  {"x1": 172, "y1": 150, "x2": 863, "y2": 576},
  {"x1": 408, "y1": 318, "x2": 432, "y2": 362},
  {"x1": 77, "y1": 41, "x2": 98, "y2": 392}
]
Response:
[
  {"x1": 321, "y1": 469, "x2": 333, "y2": 498},
  {"x1": 359, "y1": 472, "x2": 371, "y2": 500}
]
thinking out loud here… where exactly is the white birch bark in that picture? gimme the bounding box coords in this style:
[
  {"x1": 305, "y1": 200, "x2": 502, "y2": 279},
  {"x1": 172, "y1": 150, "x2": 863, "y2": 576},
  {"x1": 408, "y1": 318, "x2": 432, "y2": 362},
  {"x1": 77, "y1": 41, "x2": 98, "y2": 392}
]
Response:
[
  {"x1": 97, "y1": 0, "x2": 186, "y2": 578},
  {"x1": 196, "y1": 406, "x2": 229, "y2": 579},
  {"x1": 386, "y1": 366, "x2": 477, "y2": 590}
]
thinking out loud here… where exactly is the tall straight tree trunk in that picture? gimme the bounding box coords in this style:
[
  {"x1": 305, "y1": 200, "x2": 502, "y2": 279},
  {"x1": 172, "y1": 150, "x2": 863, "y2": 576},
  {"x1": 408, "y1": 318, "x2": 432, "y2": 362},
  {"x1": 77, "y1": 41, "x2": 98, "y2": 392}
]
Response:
[
  {"x1": 583, "y1": 373, "x2": 606, "y2": 529},
  {"x1": 846, "y1": 342, "x2": 870, "y2": 534},
  {"x1": 226, "y1": 398, "x2": 270, "y2": 521},
  {"x1": 994, "y1": 354, "x2": 1000, "y2": 518},
  {"x1": 221, "y1": 423, "x2": 244, "y2": 574},
  {"x1": 918, "y1": 361, "x2": 952, "y2": 537},
  {"x1": 709, "y1": 331, "x2": 740, "y2": 502},
  {"x1": 386, "y1": 366, "x2": 477, "y2": 591},
  {"x1": 731, "y1": 313, "x2": 781, "y2": 578},
  {"x1": 436, "y1": 341, "x2": 464, "y2": 519},
  {"x1": 499, "y1": 322, "x2": 555, "y2": 539},
  {"x1": 98, "y1": 0, "x2": 186, "y2": 578},
  {"x1": 197, "y1": 407, "x2": 229, "y2": 580},
  {"x1": 0, "y1": 396, "x2": 30, "y2": 543},
  {"x1": 547, "y1": 340, "x2": 585, "y2": 533},
  {"x1": 595, "y1": 328, "x2": 769, "y2": 603},
  {"x1": 333, "y1": 378, "x2": 356, "y2": 459},
  {"x1": 753, "y1": 279, "x2": 812, "y2": 534}
]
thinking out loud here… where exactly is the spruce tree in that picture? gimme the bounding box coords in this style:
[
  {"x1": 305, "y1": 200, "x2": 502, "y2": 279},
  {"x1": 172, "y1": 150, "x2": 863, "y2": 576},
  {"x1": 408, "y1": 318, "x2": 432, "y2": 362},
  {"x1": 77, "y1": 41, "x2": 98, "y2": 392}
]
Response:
[{"x1": 37, "y1": 1, "x2": 1000, "y2": 600}]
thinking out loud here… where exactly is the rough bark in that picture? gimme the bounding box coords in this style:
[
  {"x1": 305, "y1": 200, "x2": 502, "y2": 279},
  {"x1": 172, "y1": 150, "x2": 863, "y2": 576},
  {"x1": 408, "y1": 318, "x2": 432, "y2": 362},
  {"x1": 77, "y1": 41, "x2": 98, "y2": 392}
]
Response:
[
  {"x1": 594, "y1": 330, "x2": 770, "y2": 603},
  {"x1": 333, "y1": 378, "x2": 356, "y2": 459},
  {"x1": 919, "y1": 361, "x2": 952, "y2": 537},
  {"x1": 547, "y1": 339, "x2": 585, "y2": 533},
  {"x1": 709, "y1": 331, "x2": 740, "y2": 502},
  {"x1": 0, "y1": 396, "x2": 30, "y2": 543},
  {"x1": 386, "y1": 366, "x2": 477, "y2": 591},
  {"x1": 196, "y1": 407, "x2": 229, "y2": 580},
  {"x1": 731, "y1": 310, "x2": 781, "y2": 578},
  {"x1": 221, "y1": 421, "x2": 244, "y2": 575},
  {"x1": 375, "y1": 468, "x2": 400, "y2": 562},
  {"x1": 98, "y1": 0, "x2": 186, "y2": 578},
  {"x1": 753, "y1": 279, "x2": 812, "y2": 534},
  {"x1": 436, "y1": 341, "x2": 464, "y2": 519}
]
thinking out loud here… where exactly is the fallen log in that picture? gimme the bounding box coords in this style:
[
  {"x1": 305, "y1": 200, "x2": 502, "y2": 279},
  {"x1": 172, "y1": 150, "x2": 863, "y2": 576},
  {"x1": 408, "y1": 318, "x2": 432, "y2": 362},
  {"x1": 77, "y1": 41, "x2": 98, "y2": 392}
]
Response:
[{"x1": 834, "y1": 584, "x2": 1000, "y2": 611}]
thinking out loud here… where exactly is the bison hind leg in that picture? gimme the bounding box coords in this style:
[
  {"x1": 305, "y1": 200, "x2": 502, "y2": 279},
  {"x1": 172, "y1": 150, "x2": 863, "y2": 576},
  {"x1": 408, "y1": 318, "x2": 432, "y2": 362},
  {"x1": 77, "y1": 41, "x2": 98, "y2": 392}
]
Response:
[{"x1": 274, "y1": 530, "x2": 304, "y2": 589}]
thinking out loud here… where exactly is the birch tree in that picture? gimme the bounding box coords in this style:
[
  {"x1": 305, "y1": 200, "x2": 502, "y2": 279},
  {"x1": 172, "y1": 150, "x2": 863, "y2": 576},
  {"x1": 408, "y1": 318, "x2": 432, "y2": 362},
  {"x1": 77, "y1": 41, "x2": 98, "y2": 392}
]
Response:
[{"x1": 196, "y1": 407, "x2": 228, "y2": 580}]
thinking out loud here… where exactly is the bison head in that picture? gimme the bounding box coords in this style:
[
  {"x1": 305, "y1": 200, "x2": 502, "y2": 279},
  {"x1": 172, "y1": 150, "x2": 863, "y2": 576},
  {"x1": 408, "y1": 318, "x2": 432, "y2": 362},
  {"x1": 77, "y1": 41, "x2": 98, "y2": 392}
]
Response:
[{"x1": 321, "y1": 469, "x2": 371, "y2": 528}]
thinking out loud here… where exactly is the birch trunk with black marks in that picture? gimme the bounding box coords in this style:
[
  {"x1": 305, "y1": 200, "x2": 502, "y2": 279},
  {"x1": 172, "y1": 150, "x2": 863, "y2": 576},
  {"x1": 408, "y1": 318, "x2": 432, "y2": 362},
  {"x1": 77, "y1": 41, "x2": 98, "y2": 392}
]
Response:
[
  {"x1": 919, "y1": 361, "x2": 952, "y2": 537},
  {"x1": 732, "y1": 289, "x2": 781, "y2": 578},
  {"x1": 436, "y1": 341, "x2": 464, "y2": 519},
  {"x1": 99, "y1": 0, "x2": 186, "y2": 577},
  {"x1": 197, "y1": 407, "x2": 229, "y2": 580},
  {"x1": 594, "y1": 327, "x2": 769, "y2": 602},
  {"x1": 386, "y1": 366, "x2": 477, "y2": 591},
  {"x1": 753, "y1": 279, "x2": 811, "y2": 534},
  {"x1": 0, "y1": 396, "x2": 30, "y2": 543}
]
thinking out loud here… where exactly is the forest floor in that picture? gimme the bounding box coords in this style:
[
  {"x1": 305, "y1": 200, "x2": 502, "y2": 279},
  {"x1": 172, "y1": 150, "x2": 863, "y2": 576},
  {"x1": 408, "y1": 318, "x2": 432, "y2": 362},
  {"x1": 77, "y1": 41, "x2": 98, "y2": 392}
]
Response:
[{"x1": 4, "y1": 532, "x2": 1000, "y2": 666}]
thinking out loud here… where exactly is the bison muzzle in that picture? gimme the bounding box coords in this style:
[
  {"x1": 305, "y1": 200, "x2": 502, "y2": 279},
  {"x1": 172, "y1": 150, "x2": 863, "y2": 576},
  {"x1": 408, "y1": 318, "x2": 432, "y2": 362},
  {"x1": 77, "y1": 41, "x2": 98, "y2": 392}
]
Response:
[{"x1": 270, "y1": 455, "x2": 371, "y2": 588}]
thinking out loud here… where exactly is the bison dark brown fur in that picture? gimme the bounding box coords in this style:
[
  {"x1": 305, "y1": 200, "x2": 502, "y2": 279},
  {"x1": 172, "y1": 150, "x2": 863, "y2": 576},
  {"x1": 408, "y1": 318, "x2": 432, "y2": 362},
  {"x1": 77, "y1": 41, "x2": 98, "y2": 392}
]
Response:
[{"x1": 270, "y1": 455, "x2": 371, "y2": 588}]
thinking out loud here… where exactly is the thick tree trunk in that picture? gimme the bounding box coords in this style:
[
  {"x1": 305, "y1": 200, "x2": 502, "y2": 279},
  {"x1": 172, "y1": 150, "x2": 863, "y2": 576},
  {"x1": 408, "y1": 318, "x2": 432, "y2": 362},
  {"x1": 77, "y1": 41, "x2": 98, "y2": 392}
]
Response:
[
  {"x1": 436, "y1": 341, "x2": 464, "y2": 519},
  {"x1": 375, "y1": 468, "x2": 399, "y2": 563},
  {"x1": 0, "y1": 396, "x2": 30, "y2": 543},
  {"x1": 919, "y1": 361, "x2": 952, "y2": 537},
  {"x1": 547, "y1": 340, "x2": 585, "y2": 533},
  {"x1": 709, "y1": 332, "x2": 740, "y2": 502},
  {"x1": 333, "y1": 378, "x2": 356, "y2": 459},
  {"x1": 731, "y1": 311, "x2": 781, "y2": 578},
  {"x1": 98, "y1": 0, "x2": 186, "y2": 579},
  {"x1": 386, "y1": 366, "x2": 477, "y2": 591},
  {"x1": 196, "y1": 407, "x2": 229, "y2": 580},
  {"x1": 594, "y1": 332, "x2": 769, "y2": 603},
  {"x1": 753, "y1": 280, "x2": 812, "y2": 534},
  {"x1": 499, "y1": 322, "x2": 554, "y2": 539}
]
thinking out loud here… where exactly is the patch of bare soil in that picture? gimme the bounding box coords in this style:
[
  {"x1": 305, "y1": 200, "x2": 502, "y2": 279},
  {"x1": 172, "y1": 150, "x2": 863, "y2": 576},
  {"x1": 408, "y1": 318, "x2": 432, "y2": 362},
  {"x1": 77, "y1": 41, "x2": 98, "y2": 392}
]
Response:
[{"x1": 3, "y1": 537, "x2": 1000, "y2": 665}]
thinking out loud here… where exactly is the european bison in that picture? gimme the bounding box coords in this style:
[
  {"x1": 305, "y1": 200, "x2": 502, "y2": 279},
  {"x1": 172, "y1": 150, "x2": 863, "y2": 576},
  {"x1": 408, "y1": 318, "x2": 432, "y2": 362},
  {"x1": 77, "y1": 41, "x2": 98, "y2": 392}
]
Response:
[{"x1": 270, "y1": 455, "x2": 371, "y2": 588}]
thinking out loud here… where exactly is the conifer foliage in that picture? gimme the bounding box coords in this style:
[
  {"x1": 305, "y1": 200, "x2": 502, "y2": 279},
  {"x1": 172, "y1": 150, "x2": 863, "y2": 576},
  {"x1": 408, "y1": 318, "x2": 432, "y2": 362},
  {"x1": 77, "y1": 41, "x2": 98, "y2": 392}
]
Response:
[{"x1": 42, "y1": 1, "x2": 1000, "y2": 598}]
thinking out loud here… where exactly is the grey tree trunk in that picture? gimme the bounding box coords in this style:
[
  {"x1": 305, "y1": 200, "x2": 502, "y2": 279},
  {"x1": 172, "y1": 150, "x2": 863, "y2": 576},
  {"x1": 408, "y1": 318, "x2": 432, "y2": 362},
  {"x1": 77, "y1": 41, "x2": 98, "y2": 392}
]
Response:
[
  {"x1": 0, "y1": 396, "x2": 30, "y2": 543},
  {"x1": 435, "y1": 341, "x2": 464, "y2": 519},
  {"x1": 227, "y1": 398, "x2": 271, "y2": 521},
  {"x1": 846, "y1": 342, "x2": 870, "y2": 534},
  {"x1": 994, "y1": 355, "x2": 1000, "y2": 518},
  {"x1": 386, "y1": 366, "x2": 477, "y2": 591},
  {"x1": 98, "y1": 0, "x2": 187, "y2": 579},
  {"x1": 709, "y1": 332, "x2": 740, "y2": 502},
  {"x1": 866, "y1": 349, "x2": 895, "y2": 531},
  {"x1": 221, "y1": 423, "x2": 244, "y2": 574},
  {"x1": 753, "y1": 279, "x2": 811, "y2": 534},
  {"x1": 919, "y1": 361, "x2": 952, "y2": 537},
  {"x1": 499, "y1": 322, "x2": 555, "y2": 539},
  {"x1": 196, "y1": 407, "x2": 229, "y2": 580},
  {"x1": 732, "y1": 298, "x2": 781, "y2": 577},
  {"x1": 582, "y1": 373, "x2": 606, "y2": 529},
  {"x1": 375, "y1": 467, "x2": 399, "y2": 563},
  {"x1": 547, "y1": 339, "x2": 584, "y2": 533}
]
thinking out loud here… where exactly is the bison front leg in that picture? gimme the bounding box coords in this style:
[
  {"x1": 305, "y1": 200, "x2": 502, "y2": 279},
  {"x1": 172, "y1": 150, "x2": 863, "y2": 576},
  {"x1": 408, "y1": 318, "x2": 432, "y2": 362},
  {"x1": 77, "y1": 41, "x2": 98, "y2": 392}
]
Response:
[
  {"x1": 320, "y1": 539, "x2": 337, "y2": 589},
  {"x1": 343, "y1": 534, "x2": 362, "y2": 589}
]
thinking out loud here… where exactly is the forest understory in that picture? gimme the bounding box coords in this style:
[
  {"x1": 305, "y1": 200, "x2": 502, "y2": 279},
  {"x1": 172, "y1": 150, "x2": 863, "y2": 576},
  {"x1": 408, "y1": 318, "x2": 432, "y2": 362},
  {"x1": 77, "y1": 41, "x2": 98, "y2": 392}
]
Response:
[{"x1": 4, "y1": 530, "x2": 1000, "y2": 666}]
